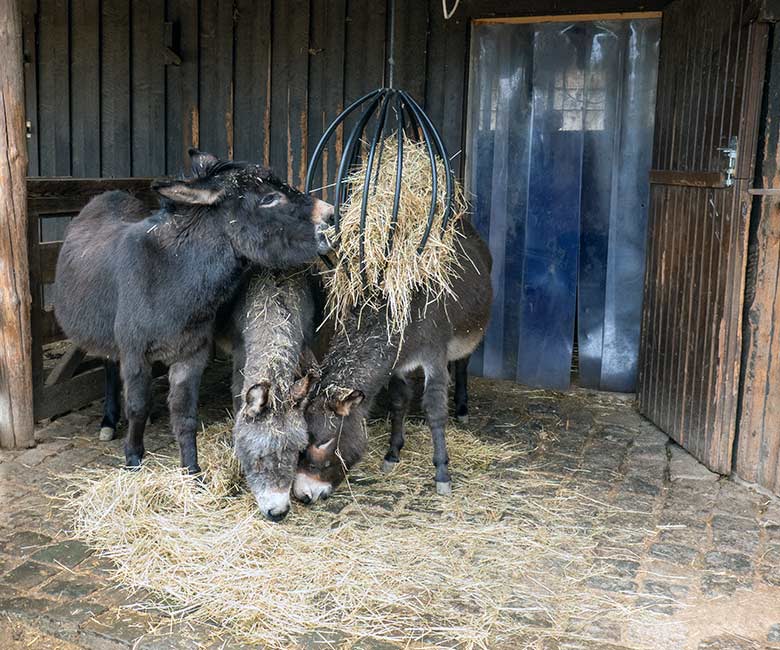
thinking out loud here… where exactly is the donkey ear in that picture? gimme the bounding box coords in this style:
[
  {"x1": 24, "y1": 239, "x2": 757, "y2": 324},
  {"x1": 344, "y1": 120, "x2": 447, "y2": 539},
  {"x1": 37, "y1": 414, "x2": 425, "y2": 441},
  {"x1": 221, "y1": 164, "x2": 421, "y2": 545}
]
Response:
[
  {"x1": 308, "y1": 438, "x2": 335, "y2": 463},
  {"x1": 244, "y1": 380, "x2": 271, "y2": 418},
  {"x1": 152, "y1": 179, "x2": 225, "y2": 206},
  {"x1": 188, "y1": 148, "x2": 219, "y2": 176},
  {"x1": 326, "y1": 389, "x2": 364, "y2": 417},
  {"x1": 290, "y1": 373, "x2": 316, "y2": 406}
]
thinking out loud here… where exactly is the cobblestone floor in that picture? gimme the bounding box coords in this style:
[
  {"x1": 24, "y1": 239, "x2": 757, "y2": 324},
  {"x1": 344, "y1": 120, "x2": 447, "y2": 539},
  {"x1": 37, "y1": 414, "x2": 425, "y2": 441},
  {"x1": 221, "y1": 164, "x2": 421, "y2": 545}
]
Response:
[{"x1": 1, "y1": 364, "x2": 779, "y2": 649}]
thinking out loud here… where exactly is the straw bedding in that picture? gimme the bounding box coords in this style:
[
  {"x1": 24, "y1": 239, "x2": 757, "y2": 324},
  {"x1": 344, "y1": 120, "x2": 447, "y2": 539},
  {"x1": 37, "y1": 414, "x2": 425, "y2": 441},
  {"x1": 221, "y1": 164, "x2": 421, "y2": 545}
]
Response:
[
  {"x1": 321, "y1": 136, "x2": 468, "y2": 339},
  {"x1": 63, "y1": 420, "x2": 654, "y2": 649}
]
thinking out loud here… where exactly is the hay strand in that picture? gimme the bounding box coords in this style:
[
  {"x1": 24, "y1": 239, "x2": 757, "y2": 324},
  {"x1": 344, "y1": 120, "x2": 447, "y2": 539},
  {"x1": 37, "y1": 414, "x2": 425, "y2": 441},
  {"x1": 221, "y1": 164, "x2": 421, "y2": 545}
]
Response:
[{"x1": 61, "y1": 422, "x2": 657, "y2": 649}]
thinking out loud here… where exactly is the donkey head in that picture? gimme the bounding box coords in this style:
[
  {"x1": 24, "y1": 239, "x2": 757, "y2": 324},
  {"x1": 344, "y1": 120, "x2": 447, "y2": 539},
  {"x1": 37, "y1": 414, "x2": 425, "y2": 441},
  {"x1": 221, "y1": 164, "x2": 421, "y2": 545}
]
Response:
[
  {"x1": 293, "y1": 385, "x2": 367, "y2": 504},
  {"x1": 152, "y1": 149, "x2": 333, "y2": 267},
  {"x1": 232, "y1": 373, "x2": 315, "y2": 521}
]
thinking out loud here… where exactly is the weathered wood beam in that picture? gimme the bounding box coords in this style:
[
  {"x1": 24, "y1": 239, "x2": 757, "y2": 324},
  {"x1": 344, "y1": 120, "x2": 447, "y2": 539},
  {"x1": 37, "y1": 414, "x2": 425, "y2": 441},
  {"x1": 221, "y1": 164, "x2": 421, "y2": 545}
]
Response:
[{"x1": 0, "y1": 0, "x2": 35, "y2": 449}]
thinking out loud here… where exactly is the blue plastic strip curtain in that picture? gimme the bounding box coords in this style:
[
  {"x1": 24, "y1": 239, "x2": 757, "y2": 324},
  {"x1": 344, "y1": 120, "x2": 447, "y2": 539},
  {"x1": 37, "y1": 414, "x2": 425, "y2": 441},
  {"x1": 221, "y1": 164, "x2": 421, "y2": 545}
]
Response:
[{"x1": 466, "y1": 18, "x2": 660, "y2": 391}]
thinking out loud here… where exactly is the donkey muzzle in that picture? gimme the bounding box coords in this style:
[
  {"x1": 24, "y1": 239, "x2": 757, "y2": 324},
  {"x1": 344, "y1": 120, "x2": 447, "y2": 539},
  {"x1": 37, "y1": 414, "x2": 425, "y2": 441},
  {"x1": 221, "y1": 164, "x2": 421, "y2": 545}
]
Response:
[{"x1": 293, "y1": 470, "x2": 332, "y2": 504}]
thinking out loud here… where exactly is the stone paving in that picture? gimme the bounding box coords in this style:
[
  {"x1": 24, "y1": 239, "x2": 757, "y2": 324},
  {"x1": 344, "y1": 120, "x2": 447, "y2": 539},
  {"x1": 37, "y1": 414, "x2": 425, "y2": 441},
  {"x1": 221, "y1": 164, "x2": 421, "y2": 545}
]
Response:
[{"x1": 1, "y1": 363, "x2": 779, "y2": 649}]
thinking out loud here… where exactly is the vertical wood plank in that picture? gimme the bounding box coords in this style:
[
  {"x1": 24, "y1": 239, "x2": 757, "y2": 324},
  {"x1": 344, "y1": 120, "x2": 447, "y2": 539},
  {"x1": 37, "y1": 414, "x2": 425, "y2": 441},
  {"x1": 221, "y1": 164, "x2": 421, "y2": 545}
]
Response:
[
  {"x1": 27, "y1": 207, "x2": 44, "y2": 416},
  {"x1": 132, "y1": 0, "x2": 166, "y2": 175},
  {"x1": 425, "y1": 1, "x2": 468, "y2": 174},
  {"x1": 270, "y1": 0, "x2": 310, "y2": 185},
  {"x1": 307, "y1": 0, "x2": 346, "y2": 201},
  {"x1": 0, "y1": 0, "x2": 35, "y2": 449},
  {"x1": 736, "y1": 22, "x2": 780, "y2": 495},
  {"x1": 101, "y1": 0, "x2": 131, "y2": 176},
  {"x1": 165, "y1": 0, "x2": 198, "y2": 174},
  {"x1": 686, "y1": 187, "x2": 714, "y2": 448},
  {"x1": 71, "y1": 0, "x2": 100, "y2": 176},
  {"x1": 199, "y1": 0, "x2": 233, "y2": 159},
  {"x1": 21, "y1": 0, "x2": 39, "y2": 176},
  {"x1": 341, "y1": 0, "x2": 385, "y2": 144},
  {"x1": 233, "y1": 0, "x2": 271, "y2": 163},
  {"x1": 390, "y1": 0, "x2": 428, "y2": 100},
  {"x1": 37, "y1": 0, "x2": 69, "y2": 175}
]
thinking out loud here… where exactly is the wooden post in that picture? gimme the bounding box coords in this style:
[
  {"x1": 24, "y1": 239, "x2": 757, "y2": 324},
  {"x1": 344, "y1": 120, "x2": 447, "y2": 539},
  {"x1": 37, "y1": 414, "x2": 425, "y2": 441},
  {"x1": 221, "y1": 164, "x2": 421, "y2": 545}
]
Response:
[{"x1": 0, "y1": 0, "x2": 35, "y2": 449}]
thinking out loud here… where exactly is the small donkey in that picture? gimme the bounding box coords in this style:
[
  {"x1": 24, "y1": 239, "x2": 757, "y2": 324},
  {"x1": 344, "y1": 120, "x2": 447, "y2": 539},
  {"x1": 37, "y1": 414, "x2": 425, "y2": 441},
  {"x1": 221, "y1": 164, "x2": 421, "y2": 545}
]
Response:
[
  {"x1": 55, "y1": 150, "x2": 332, "y2": 474},
  {"x1": 225, "y1": 269, "x2": 319, "y2": 521},
  {"x1": 294, "y1": 221, "x2": 493, "y2": 503}
]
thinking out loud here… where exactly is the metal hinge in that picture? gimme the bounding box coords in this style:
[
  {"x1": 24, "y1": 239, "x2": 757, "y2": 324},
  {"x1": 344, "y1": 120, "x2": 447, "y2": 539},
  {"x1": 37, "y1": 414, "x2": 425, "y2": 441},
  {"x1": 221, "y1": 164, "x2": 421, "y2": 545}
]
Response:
[{"x1": 717, "y1": 136, "x2": 738, "y2": 187}]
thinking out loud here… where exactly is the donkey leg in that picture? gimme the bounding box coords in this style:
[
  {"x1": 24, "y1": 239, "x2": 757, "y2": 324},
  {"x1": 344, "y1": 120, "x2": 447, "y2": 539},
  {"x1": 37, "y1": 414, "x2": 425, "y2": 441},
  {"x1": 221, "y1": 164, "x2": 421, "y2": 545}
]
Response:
[
  {"x1": 99, "y1": 360, "x2": 122, "y2": 441},
  {"x1": 168, "y1": 349, "x2": 208, "y2": 474},
  {"x1": 422, "y1": 359, "x2": 452, "y2": 496},
  {"x1": 121, "y1": 357, "x2": 152, "y2": 468},
  {"x1": 453, "y1": 356, "x2": 470, "y2": 424},
  {"x1": 383, "y1": 375, "x2": 412, "y2": 473}
]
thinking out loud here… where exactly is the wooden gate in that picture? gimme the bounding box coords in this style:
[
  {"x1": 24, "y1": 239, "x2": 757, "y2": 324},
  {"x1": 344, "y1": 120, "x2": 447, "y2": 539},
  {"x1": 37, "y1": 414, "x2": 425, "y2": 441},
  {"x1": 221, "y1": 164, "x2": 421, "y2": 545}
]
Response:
[
  {"x1": 27, "y1": 178, "x2": 156, "y2": 421},
  {"x1": 637, "y1": 0, "x2": 768, "y2": 473}
]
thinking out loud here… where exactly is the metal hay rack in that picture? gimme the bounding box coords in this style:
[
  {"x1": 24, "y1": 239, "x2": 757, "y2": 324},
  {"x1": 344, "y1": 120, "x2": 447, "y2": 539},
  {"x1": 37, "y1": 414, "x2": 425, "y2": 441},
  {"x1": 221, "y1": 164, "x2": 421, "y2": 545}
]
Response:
[{"x1": 305, "y1": 88, "x2": 456, "y2": 268}]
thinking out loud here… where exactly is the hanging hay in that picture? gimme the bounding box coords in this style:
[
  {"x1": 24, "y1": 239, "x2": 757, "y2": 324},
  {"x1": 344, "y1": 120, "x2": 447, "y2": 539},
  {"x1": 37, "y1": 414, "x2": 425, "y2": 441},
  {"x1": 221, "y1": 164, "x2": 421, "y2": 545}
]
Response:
[
  {"x1": 322, "y1": 136, "x2": 469, "y2": 339},
  {"x1": 60, "y1": 422, "x2": 660, "y2": 649}
]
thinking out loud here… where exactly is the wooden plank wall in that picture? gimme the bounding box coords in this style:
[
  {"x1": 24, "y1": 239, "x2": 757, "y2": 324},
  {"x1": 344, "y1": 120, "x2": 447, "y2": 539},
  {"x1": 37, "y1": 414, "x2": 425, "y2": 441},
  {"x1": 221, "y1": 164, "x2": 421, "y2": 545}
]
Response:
[
  {"x1": 21, "y1": 0, "x2": 667, "y2": 186},
  {"x1": 21, "y1": 0, "x2": 410, "y2": 188}
]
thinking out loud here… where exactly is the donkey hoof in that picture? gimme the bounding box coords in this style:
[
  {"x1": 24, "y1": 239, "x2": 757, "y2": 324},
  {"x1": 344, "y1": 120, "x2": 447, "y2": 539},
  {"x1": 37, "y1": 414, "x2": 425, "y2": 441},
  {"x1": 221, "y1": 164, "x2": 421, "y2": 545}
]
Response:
[
  {"x1": 187, "y1": 464, "x2": 203, "y2": 476},
  {"x1": 124, "y1": 455, "x2": 143, "y2": 470},
  {"x1": 435, "y1": 481, "x2": 452, "y2": 496},
  {"x1": 455, "y1": 414, "x2": 470, "y2": 425},
  {"x1": 99, "y1": 426, "x2": 116, "y2": 441},
  {"x1": 382, "y1": 459, "x2": 399, "y2": 474}
]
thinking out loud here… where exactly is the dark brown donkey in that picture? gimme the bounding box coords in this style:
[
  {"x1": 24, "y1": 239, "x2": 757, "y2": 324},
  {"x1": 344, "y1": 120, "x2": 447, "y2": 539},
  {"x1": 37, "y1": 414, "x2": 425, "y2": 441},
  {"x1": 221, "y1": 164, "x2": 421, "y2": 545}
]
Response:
[
  {"x1": 54, "y1": 150, "x2": 333, "y2": 474},
  {"x1": 294, "y1": 221, "x2": 493, "y2": 502}
]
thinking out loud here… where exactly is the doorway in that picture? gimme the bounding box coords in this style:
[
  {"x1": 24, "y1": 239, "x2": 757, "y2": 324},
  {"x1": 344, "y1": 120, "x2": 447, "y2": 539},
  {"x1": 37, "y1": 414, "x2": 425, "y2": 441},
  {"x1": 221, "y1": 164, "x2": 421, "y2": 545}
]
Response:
[{"x1": 465, "y1": 15, "x2": 661, "y2": 391}]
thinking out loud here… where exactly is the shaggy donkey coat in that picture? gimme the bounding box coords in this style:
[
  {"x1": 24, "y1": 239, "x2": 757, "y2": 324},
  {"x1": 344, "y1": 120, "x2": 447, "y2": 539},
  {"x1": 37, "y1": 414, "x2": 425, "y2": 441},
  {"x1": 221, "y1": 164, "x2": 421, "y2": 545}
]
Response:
[
  {"x1": 226, "y1": 269, "x2": 319, "y2": 521},
  {"x1": 294, "y1": 220, "x2": 492, "y2": 502},
  {"x1": 54, "y1": 149, "x2": 332, "y2": 474}
]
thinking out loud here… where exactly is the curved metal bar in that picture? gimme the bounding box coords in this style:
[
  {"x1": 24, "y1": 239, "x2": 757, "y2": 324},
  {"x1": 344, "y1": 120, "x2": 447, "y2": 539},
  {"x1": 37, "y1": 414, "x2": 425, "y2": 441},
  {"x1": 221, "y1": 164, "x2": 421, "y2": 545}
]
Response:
[
  {"x1": 372, "y1": 90, "x2": 396, "y2": 190},
  {"x1": 400, "y1": 92, "x2": 439, "y2": 254},
  {"x1": 385, "y1": 92, "x2": 405, "y2": 259},
  {"x1": 333, "y1": 90, "x2": 386, "y2": 234},
  {"x1": 401, "y1": 91, "x2": 455, "y2": 237},
  {"x1": 305, "y1": 88, "x2": 384, "y2": 195},
  {"x1": 358, "y1": 93, "x2": 392, "y2": 283}
]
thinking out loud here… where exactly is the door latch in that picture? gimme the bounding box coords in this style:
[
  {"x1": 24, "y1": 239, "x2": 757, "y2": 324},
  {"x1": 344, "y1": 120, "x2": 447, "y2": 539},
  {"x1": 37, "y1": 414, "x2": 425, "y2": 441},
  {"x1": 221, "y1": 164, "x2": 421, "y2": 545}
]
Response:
[{"x1": 718, "y1": 136, "x2": 738, "y2": 187}]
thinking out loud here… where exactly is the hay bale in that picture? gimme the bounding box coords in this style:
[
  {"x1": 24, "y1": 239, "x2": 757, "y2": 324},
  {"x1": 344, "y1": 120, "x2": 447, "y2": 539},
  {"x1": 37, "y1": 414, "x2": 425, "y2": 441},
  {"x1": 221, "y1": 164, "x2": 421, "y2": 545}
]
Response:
[
  {"x1": 61, "y1": 422, "x2": 659, "y2": 649},
  {"x1": 323, "y1": 136, "x2": 468, "y2": 339}
]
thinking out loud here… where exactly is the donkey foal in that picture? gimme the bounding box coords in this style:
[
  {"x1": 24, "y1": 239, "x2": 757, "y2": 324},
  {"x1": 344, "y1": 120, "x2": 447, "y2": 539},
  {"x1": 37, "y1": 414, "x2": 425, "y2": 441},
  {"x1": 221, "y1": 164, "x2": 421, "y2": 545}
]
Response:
[
  {"x1": 227, "y1": 270, "x2": 319, "y2": 521},
  {"x1": 295, "y1": 221, "x2": 493, "y2": 502}
]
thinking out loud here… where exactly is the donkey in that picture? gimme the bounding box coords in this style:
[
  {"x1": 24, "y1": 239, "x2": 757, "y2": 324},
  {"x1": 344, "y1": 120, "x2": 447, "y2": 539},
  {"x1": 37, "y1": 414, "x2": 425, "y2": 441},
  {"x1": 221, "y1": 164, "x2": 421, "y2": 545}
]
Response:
[
  {"x1": 293, "y1": 220, "x2": 492, "y2": 503},
  {"x1": 224, "y1": 268, "x2": 319, "y2": 521},
  {"x1": 54, "y1": 149, "x2": 333, "y2": 474}
]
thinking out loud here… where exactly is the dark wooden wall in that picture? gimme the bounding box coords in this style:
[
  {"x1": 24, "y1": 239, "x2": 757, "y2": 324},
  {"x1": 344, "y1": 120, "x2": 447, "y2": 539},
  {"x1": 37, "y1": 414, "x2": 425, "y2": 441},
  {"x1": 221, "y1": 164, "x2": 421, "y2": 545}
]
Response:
[{"x1": 22, "y1": 0, "x2": 667, "y2": 187}]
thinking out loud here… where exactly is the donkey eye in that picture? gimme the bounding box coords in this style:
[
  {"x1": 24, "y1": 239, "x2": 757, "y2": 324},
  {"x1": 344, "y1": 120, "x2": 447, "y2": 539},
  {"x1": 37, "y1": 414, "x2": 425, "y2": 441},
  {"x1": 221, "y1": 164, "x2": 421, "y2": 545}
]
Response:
[{"x1": 259, "y1": 193, "x2": 281, "y2": 208}]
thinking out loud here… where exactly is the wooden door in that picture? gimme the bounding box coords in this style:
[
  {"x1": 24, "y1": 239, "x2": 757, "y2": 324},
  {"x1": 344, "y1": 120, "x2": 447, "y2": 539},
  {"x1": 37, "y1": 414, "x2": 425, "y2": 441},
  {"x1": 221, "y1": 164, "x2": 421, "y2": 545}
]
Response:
[{"x1": 637, "y1": 0, "x2": 768, "y2": 473}]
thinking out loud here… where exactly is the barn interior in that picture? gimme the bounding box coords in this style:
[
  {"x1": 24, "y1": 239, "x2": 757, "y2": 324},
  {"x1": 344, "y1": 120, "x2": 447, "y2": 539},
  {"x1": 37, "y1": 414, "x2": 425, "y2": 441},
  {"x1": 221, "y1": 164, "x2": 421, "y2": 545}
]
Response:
[{"x1": 1, "y1": 0, "x2": 780, "y2": 648}]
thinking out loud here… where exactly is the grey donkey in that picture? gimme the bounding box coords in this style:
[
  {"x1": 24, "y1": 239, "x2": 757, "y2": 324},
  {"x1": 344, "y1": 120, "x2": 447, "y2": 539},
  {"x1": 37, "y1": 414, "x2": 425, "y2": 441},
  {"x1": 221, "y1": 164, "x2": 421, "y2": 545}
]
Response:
[
  {"x1": 225, "y1": 269, "x2": 320, "y2": 521},
  {"x1": 294, "y1": 220, "x2": 493, "y2": 503},
  {"x1": 54, "y1": 149, "x2": 333, "y2": 474}
]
